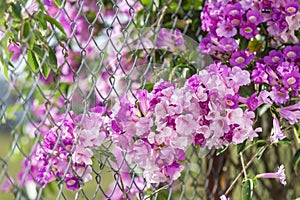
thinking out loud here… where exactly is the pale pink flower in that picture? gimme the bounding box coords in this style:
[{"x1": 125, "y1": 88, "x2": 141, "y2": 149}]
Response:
[
  {"x1": 220, "y1": 195, "x2": 231, "y2": 200},
  {"x1": 72, "y1": 146, "x2": 93, "y2": 165},
  {"x1": 270, "y1": 117, "x2": 286, "y2": 143},
  {"x1": 175, "y1": 114, "x2": 197, "y2": 135},
  {"x1": 257, "y1": 165, "x2": 287, "y2": 185},
  {"x1": 278, "y1": 102, "x2": 300, "y2": 124}
]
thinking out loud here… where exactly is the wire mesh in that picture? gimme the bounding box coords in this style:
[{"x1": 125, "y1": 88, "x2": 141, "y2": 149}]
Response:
[{"x1": 0, "y1": 0, "x2": 220, "y2": 199}]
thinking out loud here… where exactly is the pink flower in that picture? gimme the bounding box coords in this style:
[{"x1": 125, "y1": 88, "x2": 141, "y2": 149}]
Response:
[
  {"x1": 79, "y1": 128, "x2": 106, "y2": 148},
  {"x1": 270, "y1": 86, "x2": 290, "y2": 105},
  {"x1": 246, "y1": 10, "x2": 263, "y2": 25},
  {"x1": 175, "y1": 114, "x2": 197, "y2": 135},
  {"x1": 278, "y1": 101, "x2": 300, "y2": 124},
  {"x1": 136, "y1": 90, "x2": 150, "y2": 116},
  {"x1": 240, "y1": 23, "x2": 258, "y2": 39},
  {"x1": 65, "y1": 175, "x2": 80, "y2": 190},
  {"x1": 230, "y1": 51, "x2": 254, "y2": 69},
  {"x1": 216, "y1": 21, "x2": 237, "y2": 38},
  {"x1": 270, "y1": 117, "x2": 286, "y2": 143},
  {"x1": 220, "y1": 195, "x2": 231, "y2": 200},
  {"x1": 1, "y1": 177, "x2": 14, "y2": 193},
  {"x1": 72, "y1": 146, "x2": 93, "y2": 165},
  {"x1": 256, "y1": 165, "x2": 287, "y2": 186}
]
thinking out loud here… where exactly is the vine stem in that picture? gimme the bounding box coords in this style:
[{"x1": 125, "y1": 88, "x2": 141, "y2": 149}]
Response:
[
  {"x1": 240, "y1": 152, "x2": 247, "y2": 179},
  {"x1": 143, "y1": 184, "x2": 171, "y2": 200},
  {"x1": 224, "y1": 143, "x2": 270, "y2": 196}
]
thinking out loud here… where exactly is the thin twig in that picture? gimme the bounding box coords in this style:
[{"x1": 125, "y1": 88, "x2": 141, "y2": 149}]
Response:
[
  {"x1": 240, "y1": 152, "x2": 247, "y2": 179},
  {"x1": 143, "y1": 184, "x2": 171, "y2": 200},
  {"x1": 225, "y1": 143, "x2": 270, "y2": 196}
]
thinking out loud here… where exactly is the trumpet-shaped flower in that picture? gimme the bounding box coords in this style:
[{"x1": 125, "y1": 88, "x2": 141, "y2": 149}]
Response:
[
  {"x1": 256, "y1": 165, "x2": 287, "y2": 185},
  {"x1": 270, "y1": 117, "x2": 286, "y2": 143}
]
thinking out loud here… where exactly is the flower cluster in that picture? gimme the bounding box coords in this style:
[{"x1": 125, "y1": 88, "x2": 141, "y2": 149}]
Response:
[
  {"x1": 200, "y1": 0, "x2": 300, "y2": 54},
  {"x1": 109, "y1": 62, "x2": 261, "y2": 183},
  {"x1": 199, "y1": 0, "x2": 300, "y2": 69},
  {"x1": 199, "y1": 0, "x2": 300, "y2": 126},
  {"x1": 252, "y1": 46, "x2": 300, "y2": 104},
  {"x1": 20, "y1": 107, "x2": 109, "y2": 190}
]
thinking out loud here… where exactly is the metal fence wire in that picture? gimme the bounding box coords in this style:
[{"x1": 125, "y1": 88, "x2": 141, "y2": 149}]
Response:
[{"x1": 0, "y1": 0, "x2": 224, "y2": 199}]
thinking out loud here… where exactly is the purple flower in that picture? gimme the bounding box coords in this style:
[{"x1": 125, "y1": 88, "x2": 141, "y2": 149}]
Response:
[
  {"x1": 224, "y1": 3, "x2": 244, "y2": 18},
  {"x1": 165, "y1": 162, "x2": 185, "y2": 181},
  {"x1": 256, "y1": 165, "x2": 287, "y2": 186},
  {"x1": 278, "y1": 101, "x2": 300, "y2": 124},
  {"x1": 267, "y1": 19, "x2": 288, "y2": 36},
  {"x1": 194, "y1": 134, "x2": 206, "y2": 147},
  {"x1": 219, "y1": 38, "x2": 238, "y2": 53},
  {"x1": 225, "y1": 94, "x2": 239, "y2": 109},
  {"x1": 263, "y1": 50, "x2": 283, "y2": 66},
  {"x1": 228, "y1": 16, "x2": 242, "y2": 26},
  {"x1": 252, "y1": 62, "x2": 268, "y2": 84},
  {"x1": 220, "y1": 195, "x2": 232, "y2": 200},
  {"x1": 175, "y1": 114, "x2": 197, "y2": 136},
  {"x1": 246, "y1": 10, "x2": 263, "y2": 25},
  {"x1": 157, "y1": 28, "x2": 186, "y2": 52},
  {"x1": 136, "y1": 90, "x2": 150, "y2": 116},
  {"x1": 245, "y1": 93, "x2": 259, "y2": 111},
  {"x1": 240, "y1": 23, "x2": 258, "y2": 39},
  {"x1": 198, "y1": 36, "x2": 216, "y2": 54},
  {"x1": 1, "y1": 177, "x2": 14, "y2": 192},
  {"x1": 227, "y1": 66, "x2": 251, "y2": 91},
  {"x1": 270, "y1": 117, "x2": 286, "y2": 143},
  {"x1": 43, "y1": 0, "x2": 52, "y2": 6},
  {"x1": 270, "y1": 86, "x2": 290, "y2": 105},
  {"x1": 72, "y1": 146, "x2": 93, "y2": 165},
  {"x1": 216, "y1": 21, "x2": 237, "y2": 38},
  {"x1": 283, "y1": 46, "x2": 300, "y2": 61},
  {"x1": 285, "y1": 2, "x2": 299, "y2": 16},
  {"x1": 230, "y1": 51, "x2": 253, "y2": 68},
  {"x1": 8, "y1": 44, "x2": 24, "y2": 62},
  {"x1": 65, "y1": 176, "x2": 80, "y2": 190},
  {"x1": 282, "y1": 72, "x2": 300, "y2": 89}
]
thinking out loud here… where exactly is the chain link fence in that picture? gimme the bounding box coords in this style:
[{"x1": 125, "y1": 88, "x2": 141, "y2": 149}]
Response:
[
  {"x1": 2, "y1": 1, "x2": 300, "y2": 200},
  {"x1": 0, "y1": 0, "x2": 223, "y2": 199}
]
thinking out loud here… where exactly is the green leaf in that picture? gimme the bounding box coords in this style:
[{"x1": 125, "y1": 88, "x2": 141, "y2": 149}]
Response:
[
  {"x1": 239, "y1": 37, "x2": 249, "y2": 50},
  {"x1": 32, "y1": 45, "x2": 58, "y2": 77},
  {"x1": 0, "y1": 31, "x2": 14, "y2": 80},
  {"x1": 277, "y1": 138, "x2": 291, "y2": 145},
  {"x1": 10, "y1": 2, "x2": 22, "y2": 20},
  {"x1": 0, "y1": 1, "x2": 8, "y2": 26},
  {"x1": 54, "y1": 0, "x2": 63, "y2": 7},
  {"x1": 48, "y1": 47, "x2": 58, "y2": 73},
  {"x1": 293, "y1": 149, "x2": 300, "y2": 175},
  {"x1": 27, "y1": 50, "x2": 39, "y2": 72},
  {"x1": 169, "y1": 2, "x2": 178, "y2": 12},
  {"x1": 237, "y1": 140, "x2": 247, "y2": 153},
  {"x1": 140, "y1": 0, "x2": 153, "y2": 6},
  {"x1": 242, "y1": 179, "x2": 253, "y2": 200},
  {"x1": 248, "y1": 38, "x2": 263, "y2": 53},
  {"x1": 142, "y1": 82, "x2": 154, "y2": 92},
  {"x1": 217, "y1": 145, "x2": 229, "y2": 156},
  {"x1": 37, "y1": 12, "x2": 67, "y2": 37},
  {"x1": 29, "y1": 45, "x2": 51, "y2": 78},
  {"x1": 37, "y1": 15, "x2": 47, "y2": 30},
  {"x1": 41, "y1": 63, "x2": 51, "y2": 79},
  {"x1": 238, "y1": 86, "x2": 253, "y2": 98},
  {"x1": 194, "y1": 0, "x2": 203, "y2": 10},
  {"x1": 23, "y1": 21, "x2": 36, "y2": 48}
]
